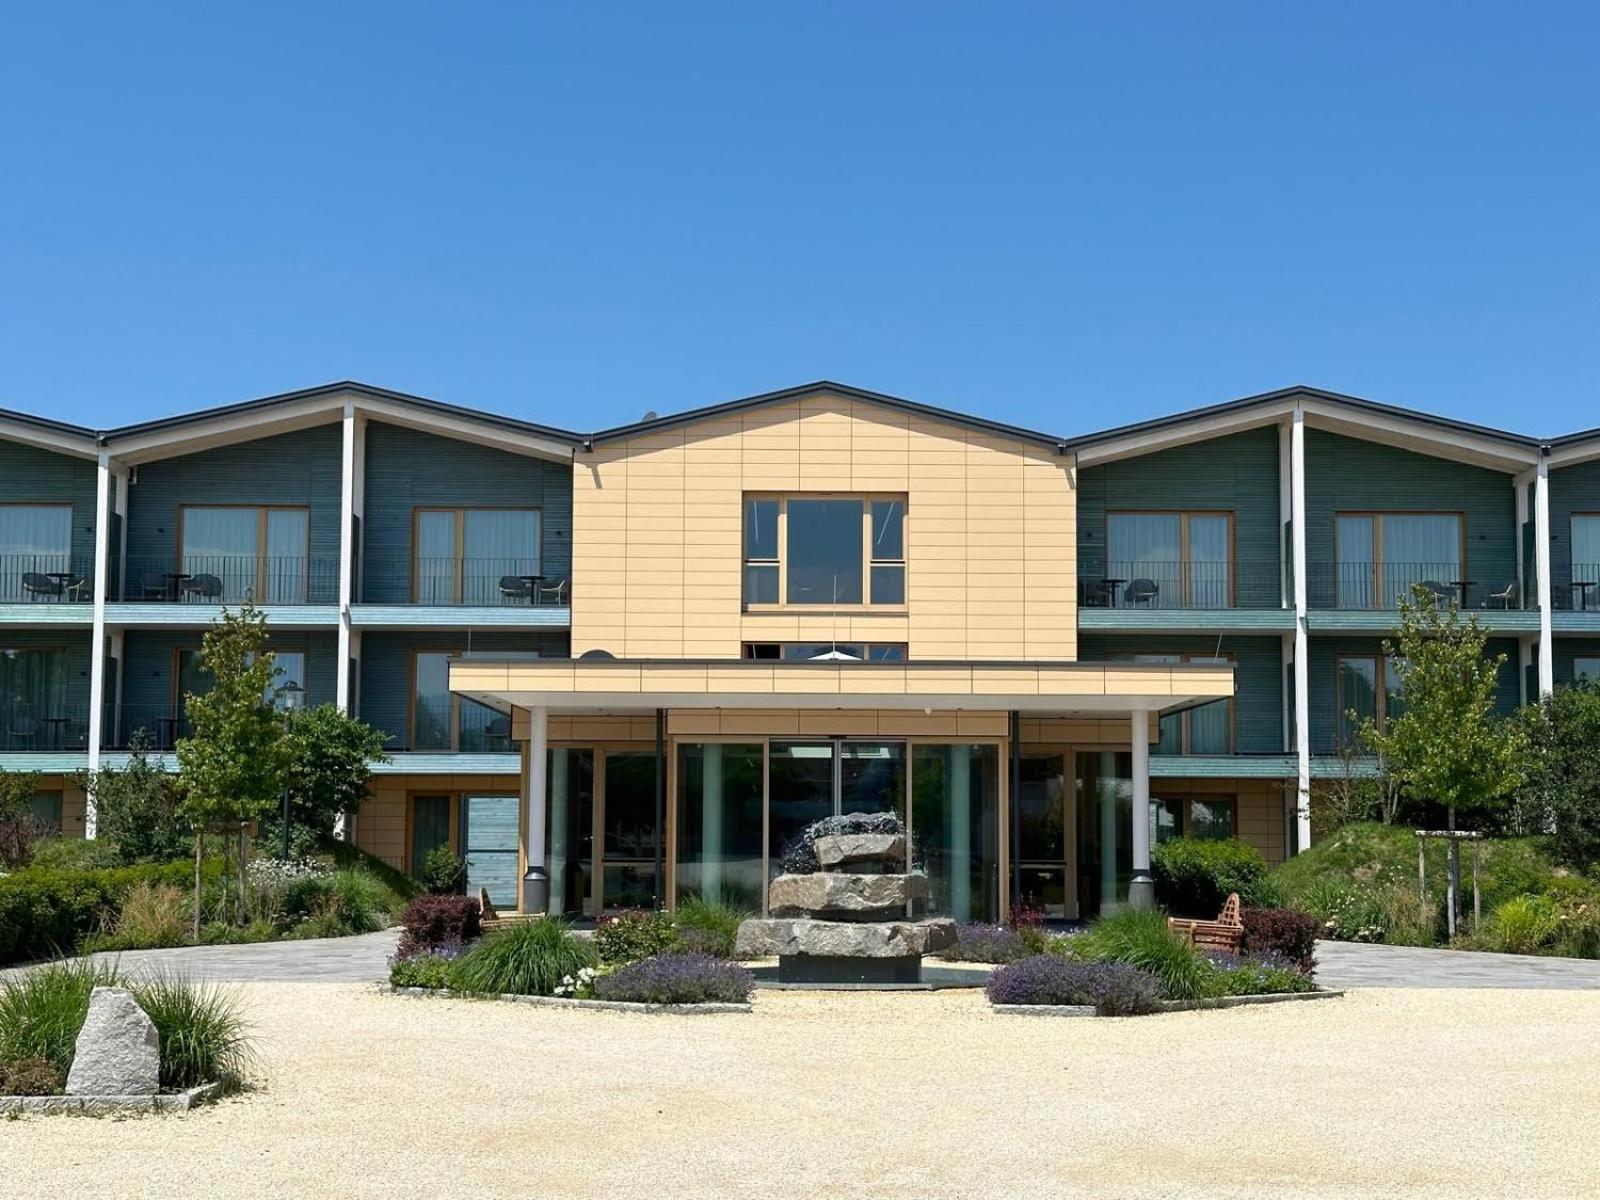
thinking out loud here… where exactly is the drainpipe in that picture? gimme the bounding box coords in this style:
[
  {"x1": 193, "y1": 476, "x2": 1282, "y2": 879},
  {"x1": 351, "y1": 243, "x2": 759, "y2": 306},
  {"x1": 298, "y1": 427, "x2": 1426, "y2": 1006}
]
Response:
[
  {"x1": 1128, "y1": 711, "x2": 1154, "y2": 909},
  {"x1": 521, "y1": 705, "x2": 549, "y2": 914}
]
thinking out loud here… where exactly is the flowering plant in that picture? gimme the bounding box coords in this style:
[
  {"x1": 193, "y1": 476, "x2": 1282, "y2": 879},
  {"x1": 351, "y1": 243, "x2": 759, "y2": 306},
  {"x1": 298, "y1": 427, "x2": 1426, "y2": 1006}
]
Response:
[{"x1": 552, "y1": 966, "x2": 600, "y2": 998}]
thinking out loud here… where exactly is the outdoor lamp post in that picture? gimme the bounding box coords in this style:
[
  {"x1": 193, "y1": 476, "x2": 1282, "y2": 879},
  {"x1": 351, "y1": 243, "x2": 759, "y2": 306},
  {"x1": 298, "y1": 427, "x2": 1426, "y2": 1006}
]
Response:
[{"x1": 279, "y1": 680, "x2": 306, "y2": 860}]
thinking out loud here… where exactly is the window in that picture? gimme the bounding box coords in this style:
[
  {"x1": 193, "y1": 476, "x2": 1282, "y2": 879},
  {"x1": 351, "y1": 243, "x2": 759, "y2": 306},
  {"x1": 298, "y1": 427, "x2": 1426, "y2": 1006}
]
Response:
[
  {"x1": 412, "y1": 651, "x2": 507, "y2": 751},
  {"x1": 741, "y1": 642, "x2": 908, "y2": 662},
  {"x1": 28, "y1": 790, "x2": 64, "y2": 833},
  {"x1": 1335, "y1": 513, "x2": 1463, "y2": 609},
  {"x1": 0, "y1": 646, "x2": 68, "y2": 746},
  {"x1": 1336, "y1": 654, "x2": 1405, "y2": 747},
  {"x1": 1150, "y1": 795, "x2": 1236, "y2": 845},
  {"x1": 415, "y1": 509, "x2": 541, "y2": 605},
  {"x1": 1571, "y1": 516, "x2": 1600, "y2": 592},
  {"x1": 0, "y1": 505, "x2": 73, "y2": 601},
  {"x1": 1105, "y1": 512, "x2": 1232, "y2": 608},
  {"x1": 1573, "y1": 657, "x2": 1600, "y2": 683},
  {"x1": 181, "y1": 506, "x2": 310, "y2": 603},
  {"x1": 742, "y1": 495, "x2": 907, "y2": 607},
  {"x1": 1116, "y1": 653, "x2": 1233, "y2": 754}
]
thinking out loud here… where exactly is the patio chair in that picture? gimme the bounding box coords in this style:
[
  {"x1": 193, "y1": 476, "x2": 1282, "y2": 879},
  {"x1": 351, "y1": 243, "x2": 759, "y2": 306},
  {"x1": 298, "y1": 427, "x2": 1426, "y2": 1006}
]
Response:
[
  {"x1": 1167, "y1": 892, "x2": 1244, "y2": 954},
  {"x1": 141, "y1": 572, "x2": 172, "y2": 599},
  {"x1": 183, "y1": 573, "x2": 223, "y2": 601},
  {"x1": 6, "y1": 713, "x2": 39, "y2": 751},
  {"x1": 1482, "y1": 581, "x2": 1518, "y2": 610},
  {"x1": 484, "y1": 716, "x2": 512, "y2": 749},
  {"x1": 498, "y1": 575, "x2": 533, "y2": 603},
  {"x1": 20, "y1": 572, "x2": 63, "y2": 601},
  {"x1": 1124, "y1": 577, "x2": 1160, "y2": 606},
  {"x1": 478, "y1": 887, "x2": 538, "y2": 933},
  {"x1": 537, "y1": 578, "x2": 569, "y2": 606}
]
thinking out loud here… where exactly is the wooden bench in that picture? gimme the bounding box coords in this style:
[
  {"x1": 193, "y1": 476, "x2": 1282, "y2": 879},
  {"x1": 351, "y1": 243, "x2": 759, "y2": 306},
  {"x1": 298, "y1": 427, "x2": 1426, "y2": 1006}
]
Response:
[
  {"x1": 478, "y1": 888, "x2": 540, "y2": 934},
  {"x1": 1167, "y1": 892, "x2": 1244, "y2": 954}
]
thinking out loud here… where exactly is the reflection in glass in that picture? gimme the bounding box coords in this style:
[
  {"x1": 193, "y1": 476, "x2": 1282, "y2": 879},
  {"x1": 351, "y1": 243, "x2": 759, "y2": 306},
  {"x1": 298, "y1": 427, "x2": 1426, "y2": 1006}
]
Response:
[
  {"x1": 1337, "y1": 656, "x2": 1378, "y2": 747},
  {"x1": 1150, "y1": 796, "x2": 1182, "y2": 846},
  {"x1": 410, "y1": 795, "x2": 452, "y2": 878},
  {"x1": 676, "y1": 743, "x2": 764, "y2": 910},
  {"x1": 546, "y1": 749, "x2": 595, "y2": 916},
  {"x1": 416, "y1": 511, "x2": 457, "y2": 604},
  {"x1": 1018, "y1": 754, "x2": 1067, "y2": 917},
  {"x1": 412, "y1": 652, "x2": 453, "y2": 750},
  {"x1": 911, "y1": 743, "x2": 999, "y2": 923},
  {"x1": 767, "y1": 741, "x2": 834, "y2": 878},
  {"x1": 786, "y1": 499, "x2": 863, "y2": 604},
  {"x1": 1076, "y1": 751, "x2": 1131, "y2": 917},
  {"x1": 1189, "y1": 799, "x2": 1235, "y2": 840},
  {"x1": 840, "y1": 742, "x2": 906, "y2": 816},
  {"x1": 602, "y1": 752, "x2": 659, "y2": 910},
  {"x1": 0, "y1": 506, "x2": 72, "y2": 601},
  {"x1": 743, "y1": 499, "x2": 779, "y2": 604}
]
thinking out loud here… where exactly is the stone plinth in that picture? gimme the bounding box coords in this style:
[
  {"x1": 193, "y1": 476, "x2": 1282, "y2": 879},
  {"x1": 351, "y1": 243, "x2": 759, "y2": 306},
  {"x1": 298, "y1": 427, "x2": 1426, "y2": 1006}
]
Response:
[
  {"x1": 736, "y1": 917, "x2": 956, "y2": 960},
  {"x1": 766, "y1": 871, "x2": 928, "y2": 916}
]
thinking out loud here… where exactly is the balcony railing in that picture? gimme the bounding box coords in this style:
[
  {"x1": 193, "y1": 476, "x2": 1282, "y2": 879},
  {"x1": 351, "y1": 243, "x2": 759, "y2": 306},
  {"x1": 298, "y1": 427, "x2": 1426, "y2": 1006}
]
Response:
[
  {"x1": 1553, "y1": 564, "x2": 1600, "y2": 611},
  {"x1": 408, "y1": 696, "x2": 515, "y2": 752},
  {"x1": 362, "y1": 558, "x2": 570, "y2": 607},
  {"x1": 0, "y1": 702, "x2": 91, "y2": 751},
  {"x1": 1306, "y1": 563, "x2": 1519, "y2": 611},
  {"x1": 1077, "y1": 561, "x2": 1283, "y2": 610},
  {"x1": 0, "y1": 554, "x2": 94, "y2": 604},
  {"x1": 115, "y1": 557, "x2": 340, "y2": 605}
]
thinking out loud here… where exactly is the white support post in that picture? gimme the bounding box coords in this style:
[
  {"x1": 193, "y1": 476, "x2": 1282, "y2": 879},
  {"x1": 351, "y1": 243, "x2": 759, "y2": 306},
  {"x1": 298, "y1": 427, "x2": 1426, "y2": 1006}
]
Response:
[
  {"x1": 1291, "y1": 408, "x2": 1312, "y2": 854},
  {"x1": 85, "y1": 453, "x2": 114, "y2": 835},
  {"x1": 1535, "y1": 457, "x2": 1554, "y2": 697},
  {"x1": 336, "y1": 405, "x2": 363, "y2": 713},
  {"x1": 1128, "y1": 711, "x2": 1153, "y2": 909},
  {"x1": 522, "y1": 705, "x2": 550, "y2": 914}
]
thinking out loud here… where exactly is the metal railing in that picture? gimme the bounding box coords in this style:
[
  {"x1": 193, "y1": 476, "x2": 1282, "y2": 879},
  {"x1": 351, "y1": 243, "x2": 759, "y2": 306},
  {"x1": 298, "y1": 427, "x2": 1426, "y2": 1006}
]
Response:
[
  {"x1": 1077, "y1": 560, "x2": 1284, "y2": 610},
  {"x1": 1554, "y1": 564, "x2": 1600, "y2": 611},
  {"x1": 103, "y1": 704, "x2": 187, "y2": 751},
  {"x1": 0, "y1": 554, "x2": 94, "y2": 603},
  {"x1": 115, "y1": 556, "x2": 340, "y2": 605},
  {"x1": 1305, "y1": 562, "x2": 1518, "y2": 611},
  {"x1": 362, "y1": 557, "x2": 569, "y2": 607},
  {"x1": 408, "y1": 696, "x2": 514, "y2": 752},
  {"x1": 0, "y1": 702, "x2": 90, "y2": 751}
]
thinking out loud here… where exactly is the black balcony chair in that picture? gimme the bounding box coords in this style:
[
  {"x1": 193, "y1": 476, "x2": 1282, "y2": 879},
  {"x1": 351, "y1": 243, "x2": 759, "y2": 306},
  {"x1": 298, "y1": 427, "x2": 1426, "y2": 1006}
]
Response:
[
  {"x1": 498, "y1": 575, "x2": 534, "y2": 604},
  {"x1": 183, "y1": 574, "x2": 224, "y2": 601},
  {"x1": 537, "y1": 578, "x2": 569, "y2": 606},
  {"x1": 485, "y1": 716, "x2": 512, "y2": 749},
  {"x1": 141, "y1": 572, "x2": 172, "y2": 599},
  {"x1": 1081, "y1": 578, "x2": 1115, "y2": 607},
  {"x1": 1124, "y1": 577, "x2": 1160, "y2": 606},
  {"x1": 1482, "y1": 581, "x2": 1518, "y2": 610},
  {"x1": 20, "y1": 572, "x2": 63, "y2": 601}
]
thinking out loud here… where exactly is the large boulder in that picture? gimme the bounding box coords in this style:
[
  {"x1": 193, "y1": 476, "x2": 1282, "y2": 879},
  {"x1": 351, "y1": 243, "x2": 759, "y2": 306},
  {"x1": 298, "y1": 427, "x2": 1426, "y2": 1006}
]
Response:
[
  {"x1": 767, "y1": 871, "x2": 928, "y2": 915},
  {"x1": 736, "y1": 917, "x2": 956, "y2": 959},
  {"x1": 812, "y1": 833, "x2": 905, "y2": 871},
  {"x1": 64, "y1": 987, "x2": 160, "y2": 1097}
]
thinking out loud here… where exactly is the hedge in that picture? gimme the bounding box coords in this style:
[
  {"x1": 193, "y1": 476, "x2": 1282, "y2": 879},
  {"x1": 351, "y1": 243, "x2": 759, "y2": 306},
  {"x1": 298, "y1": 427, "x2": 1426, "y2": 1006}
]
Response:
[
  {"x1": 0, "y1": 861, "x2": 204, "y2": 966},
  {"x1": 1151, "y1": 837, "x2": 1279, "y2": 916}
]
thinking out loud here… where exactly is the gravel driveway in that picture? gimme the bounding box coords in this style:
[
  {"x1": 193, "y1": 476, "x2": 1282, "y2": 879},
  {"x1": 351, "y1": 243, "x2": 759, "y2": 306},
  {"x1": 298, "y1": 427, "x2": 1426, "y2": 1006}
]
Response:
[{"x1": 5, "y1": 983, "x2": 1597, "y2": 1199}]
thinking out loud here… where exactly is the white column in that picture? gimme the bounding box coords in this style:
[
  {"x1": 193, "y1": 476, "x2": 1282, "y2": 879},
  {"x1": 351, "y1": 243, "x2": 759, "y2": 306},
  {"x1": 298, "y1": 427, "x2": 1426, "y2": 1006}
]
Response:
[
  {"x1": 1128, "y1": 712, "x2": 1153, "y2": 909},
  {"x1": 522, "y1": 705, "x2": 550, "y2": 913},
  {"x1": 1535, "y1": 457, "x2": 1554, "y2": 696},
  {"x1": 336, "y1": 405, "x2": 363, "y2": 713},
  {"x1": 950, "y1": 744, "x2": 972, "y2": 921},
  {"x1": 85, "y1": 453, "x2": 113, "y2": 834},
  {"x1": 1291, "y1": 408, "x2": 1312, "y2": 853}
]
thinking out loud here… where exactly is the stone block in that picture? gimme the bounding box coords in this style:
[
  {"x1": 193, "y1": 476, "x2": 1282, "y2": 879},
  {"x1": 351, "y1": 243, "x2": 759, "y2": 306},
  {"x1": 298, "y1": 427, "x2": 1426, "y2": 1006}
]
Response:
[
  {"x1": 64, "y1": 987, "x2": 160, "y2": 1097},
  {"x1": 767, "y1": 871, "x2": 928, "y2": 914},
  {"x1": 735, "y1": 917, "x2": 956, "y2": 959},
  {"x1": 812, "y1": 833, "x2": 905, "y2": 870}
]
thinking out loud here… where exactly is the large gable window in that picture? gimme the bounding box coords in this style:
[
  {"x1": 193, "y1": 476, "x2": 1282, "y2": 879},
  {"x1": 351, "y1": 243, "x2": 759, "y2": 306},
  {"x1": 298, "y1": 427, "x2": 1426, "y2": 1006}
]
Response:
[{"x1": 742, "y1": 495, "x2": 905, "y2": 608}]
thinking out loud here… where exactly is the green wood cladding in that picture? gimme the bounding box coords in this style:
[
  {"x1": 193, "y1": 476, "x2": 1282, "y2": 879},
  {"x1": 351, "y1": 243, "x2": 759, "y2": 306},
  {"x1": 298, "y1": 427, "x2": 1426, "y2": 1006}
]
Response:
[
  {"x1": 1548, "y1": 460, "x2": 1600, "y2": 590},
  {"x1": 0, "y1": 441, "x2": 98, "y2": 567}
]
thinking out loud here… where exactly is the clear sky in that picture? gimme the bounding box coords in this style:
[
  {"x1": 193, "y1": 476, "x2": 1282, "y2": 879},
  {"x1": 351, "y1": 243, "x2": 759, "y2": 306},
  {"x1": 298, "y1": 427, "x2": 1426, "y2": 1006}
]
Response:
[{"x1": 2, "y1": 2, "x2": 1594, "y2": 436}]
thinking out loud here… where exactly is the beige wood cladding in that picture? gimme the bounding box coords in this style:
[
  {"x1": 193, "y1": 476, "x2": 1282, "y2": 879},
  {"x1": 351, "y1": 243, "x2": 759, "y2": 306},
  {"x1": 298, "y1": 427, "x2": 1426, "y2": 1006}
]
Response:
[
  {"x1": 571, "y1": 392, "x2": 1076, "y2": 660},
  {"x1": 1154, "y1": 777, "x2": 1289, "y2": 865},
  {"x1": 356, "y1": 773, "x2": 524, "y2": 871}
]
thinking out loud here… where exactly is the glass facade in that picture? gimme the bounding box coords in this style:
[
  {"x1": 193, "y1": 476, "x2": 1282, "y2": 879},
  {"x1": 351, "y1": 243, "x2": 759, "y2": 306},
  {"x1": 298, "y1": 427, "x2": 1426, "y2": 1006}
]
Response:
[
  {"x1": 180, "y1": 506, "x2": 310, "y2": 603},
  {"x1": 546, "y1": 748, "x2": 595, "y2": 916},
  {"x1": 0, "y1": 505, "x2": 72, "y2": 602},
  {"x1": 1335, "y1": 513, "x2": 1463, "y2": 608},
  {"x1": 1076, "y1": 750, "x2": 1131, "y2": 916},
  {"x1": 911, "y1": 743, "x2": 1000, "y2": 924},
  {"x1": 1106, "y1": 512, "x2": 1231, "y2": 608},
  {"x1": 675, "y1": 743, "x2": 764, "y2": 910},
  {"x1": 601, "y1": 752, "x2": 659, "y2": 910},
  {"x1": 414, "y1": 508, "x2": 541, "y2": 604}
]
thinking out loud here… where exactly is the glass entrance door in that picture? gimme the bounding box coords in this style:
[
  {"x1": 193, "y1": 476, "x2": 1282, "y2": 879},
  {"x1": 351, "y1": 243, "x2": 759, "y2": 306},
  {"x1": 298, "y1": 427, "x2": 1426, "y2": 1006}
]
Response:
[
  {"x1": 600, "y1": 752, "x2": 659, "y2": 911},
  {"x1": 767, "y1": 740, "x2": 908, "y2": 897},
  {"x1": 1017, "y1": 754, "x2": 1069, "y2": 919},
  {"x1": 545, "y1": 749, "x2": 595, "y2": 917},
  {"x1": 1075, "y1": 751, "x2": 1131, "y2": 918}
]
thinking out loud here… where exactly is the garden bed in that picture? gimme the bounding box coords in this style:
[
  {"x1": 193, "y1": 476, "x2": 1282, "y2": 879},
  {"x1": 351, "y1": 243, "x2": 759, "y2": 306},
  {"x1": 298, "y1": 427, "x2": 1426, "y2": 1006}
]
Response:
[
  {"x1": 0, "y1": 1080, "x2": 223, "y2": 1115},
  {"x1": 381, "y1": 983, "x2": 751, "y2": 1014},
  {"x1": 991, "y1": 987, "x2": 1343, "y2": 1017}
]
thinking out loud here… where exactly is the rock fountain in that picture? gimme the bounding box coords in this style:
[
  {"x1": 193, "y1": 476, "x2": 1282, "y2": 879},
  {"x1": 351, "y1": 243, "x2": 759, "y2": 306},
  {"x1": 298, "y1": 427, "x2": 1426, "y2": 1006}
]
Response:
[{"x1": 735, "y1": 813, "x2": 955, "y2": 984}]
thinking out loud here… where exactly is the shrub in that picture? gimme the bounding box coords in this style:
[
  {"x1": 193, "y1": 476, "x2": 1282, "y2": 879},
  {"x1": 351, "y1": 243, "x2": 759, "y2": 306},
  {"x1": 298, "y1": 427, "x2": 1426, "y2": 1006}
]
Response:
[
  {"x1": 1479, "y1": 895, "x2": 1561, "y2": 954},
  {"x1": 281, "y1": 868, "x2": 394, "y2": 935},
  {"x1": 0, "y1": 958, "x2": 120, "y2": 1076},
  {"x1": 0, "y1": 860, "x2": 202, "y2": 965},
  {"x1": 592, "y1": 953, "x2": 754, "y2": 1005},
  {"x1": 941, "y1": 923, "x2": 1029, "y2": 964},
  {"x1": 1152, "y1": 837, "x2": 1277, "y2": 915},
  {"x1": 197, "y1": 919, "x2": 276, "y2": 946},
  {"x1": 87, "y1": 881, "x2": 190, "y2": 952},
  {"x1": 1074, "y1": 908, "x2": 1208, "y2": 1000},
  {"x1": 397, "y1": 894, "x2": 482, "y2": 958},
  {"x1": 593, "y1": 909, "x2": 679, "y2": 965},
  {"x1": 27, "y1": 837, "x2": 122, "y2": 871},
  {"x1": 389, "y1": 952, "x2": 460, "y2": 990},
  {"x1": 315, "y1": 835, "x2": 421, "y2": 902},
  {"x1": 419, "y1": 844, "x2": 468, "y2": 895},
  {"x1": 0, "y1": 1055, "x2": 63, "y2": 1096},
  {"x1": 777, "y1": 811, "x2": 904, "y2": 876},
  {"x1": 1240, "y1": 907, "x2": 1320, "y2": 973},
  {"x1": 128, "y1": 973, "x2": 255, "y2": 1090},
  {"x1": 451, "y1": 918, "x2": 597, "y2": 996},
  {"x1": 1199, "y1": 951, "x2": 1317, "y2": 997},
  {"x1": 672, "y1": 893, "x2": 750, "y2": 959},
  {"x1": 1296, "y1": 878, "x2": 1436, "y2": 946},
  {"x1": 985, "y1": 956, "x2": 1164, "y2": 1015}
]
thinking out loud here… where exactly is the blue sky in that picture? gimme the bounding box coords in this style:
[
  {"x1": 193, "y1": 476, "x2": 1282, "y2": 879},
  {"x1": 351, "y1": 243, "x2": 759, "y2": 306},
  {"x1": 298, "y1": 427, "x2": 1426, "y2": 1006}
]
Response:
[{"x1": 1, "y1": 2, "x2": 1594, "y2": 436}]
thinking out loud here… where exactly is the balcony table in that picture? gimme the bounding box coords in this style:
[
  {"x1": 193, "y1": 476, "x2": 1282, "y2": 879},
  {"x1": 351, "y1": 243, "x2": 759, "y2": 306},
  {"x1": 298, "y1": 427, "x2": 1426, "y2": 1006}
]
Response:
[
  {"x1": 1100, "y1": 577, "x2": 1126, "y2": 609},
  {"x1": 44, "y1": 572, "x2": 81, "y2": 601},
  {"x1": 164, "y1": 572, "x2": 193, "y2": 601},
  {"x1": 1573, "y1": 580, "x2": 1597, "y2": 611},
  {"x1": 1450, "y1": 579, "x2": 1477, "y2": 608},
  {"x1": 519, "y1": 575, "x2": 545, "y2": 605}
]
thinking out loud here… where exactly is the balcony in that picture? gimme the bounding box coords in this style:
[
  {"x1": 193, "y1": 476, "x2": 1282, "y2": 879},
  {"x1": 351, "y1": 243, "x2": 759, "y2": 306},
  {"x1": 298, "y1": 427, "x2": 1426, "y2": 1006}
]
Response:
[
  {"x1": 0, "y1": 700, "x2": 91, "y2": 753},
  {"x1": 1553, "y1": 565, "x2": 1600, "y2": 612},
  {"x1": 115, "y1": 556, "x2": 341, "y2": 605},
  {"x1": 1077, "y1": 560, "x2": 1291, "y2": 633},
  {"x1": 350, "y1": 558, "x2": 572, "y2": 629},
  {"x1": 0, "y1": 555, "x2": 95, "y2": 605},
  {"x1": 1306, "y1": 562, "x2": 1521, "y2": 612}
]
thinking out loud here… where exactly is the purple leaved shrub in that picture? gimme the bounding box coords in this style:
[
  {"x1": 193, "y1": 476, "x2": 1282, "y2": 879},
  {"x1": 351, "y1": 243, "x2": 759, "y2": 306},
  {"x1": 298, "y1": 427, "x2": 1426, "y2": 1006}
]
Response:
[
  {"x1": 591, "y1": 953, "x2": 754, "y2": 1005},
  {"x1": 985, "y1": 955, "x2": 1164, "y2": 1015},
  {"x1": 397, "y1": 894, "x2": 481, "y2": 959}
]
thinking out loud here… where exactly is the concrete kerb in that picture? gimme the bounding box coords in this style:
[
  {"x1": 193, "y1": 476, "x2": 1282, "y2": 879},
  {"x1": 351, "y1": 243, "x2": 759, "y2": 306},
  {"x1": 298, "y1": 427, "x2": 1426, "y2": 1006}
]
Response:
[
  {"x1": 992, "y1": 988, "x2": 1344, "y2": 1017},
  {"x1": 0, "y1": 1081, "x2": 224, "y2": 1115},
  {"x1": 380, "y1": 983, "x2": 752, "y2": 1014}
]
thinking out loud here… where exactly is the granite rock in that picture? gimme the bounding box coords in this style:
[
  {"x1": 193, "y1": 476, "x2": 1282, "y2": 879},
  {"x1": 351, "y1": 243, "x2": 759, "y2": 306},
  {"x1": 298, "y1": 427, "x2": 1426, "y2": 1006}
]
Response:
[{"x1": 64, "y1": 987, "x2": 160, "y2": 1097}]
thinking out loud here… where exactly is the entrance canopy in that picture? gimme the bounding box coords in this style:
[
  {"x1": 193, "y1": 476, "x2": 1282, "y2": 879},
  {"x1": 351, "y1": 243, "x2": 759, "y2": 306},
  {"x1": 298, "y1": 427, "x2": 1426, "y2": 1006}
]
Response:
[{"x1": 448, "y1": 657, "x2": 1235, "y2": 717}]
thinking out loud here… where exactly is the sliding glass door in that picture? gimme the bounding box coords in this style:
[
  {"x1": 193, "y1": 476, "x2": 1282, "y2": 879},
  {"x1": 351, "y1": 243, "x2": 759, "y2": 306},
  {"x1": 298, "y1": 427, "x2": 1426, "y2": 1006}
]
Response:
[
  {"x1": 1106, "y1": 512, "x2": 1232, "y2": 608},
  {"x1": 181, "y1": 506, "x2": 309, "y2": 602},
  {"x1": 676, "y1": 743, "x2": 764, "y2": 910},
  {"x1": 0, "y1": 505, "x2": 72, "y2": 601},
  {"x1": 1335, "y1": 513, "x2": 1462, "y2": 609},
  {"x1": 414, "y1": 508, "x2": 541, "y2": 604}
]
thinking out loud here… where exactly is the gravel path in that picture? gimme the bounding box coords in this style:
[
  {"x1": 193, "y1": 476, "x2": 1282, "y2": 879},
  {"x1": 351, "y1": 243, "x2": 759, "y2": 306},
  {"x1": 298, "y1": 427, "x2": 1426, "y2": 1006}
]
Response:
[
  {"x1": 4, "y1": 983, "x2": 1597, "y2": 1199},
  {"x1": 1315, "y1": 940, "x2": 1600, "y2": 989}
]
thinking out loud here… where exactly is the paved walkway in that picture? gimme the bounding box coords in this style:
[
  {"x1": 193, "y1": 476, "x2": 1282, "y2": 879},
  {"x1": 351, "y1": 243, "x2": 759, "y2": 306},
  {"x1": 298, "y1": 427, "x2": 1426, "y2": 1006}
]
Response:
[
  {"x1": 1315, "y1": 939, "x2": 1600, "y2": 989},
  {"x1": 3, "y1": 929, "x2": 400, "y2": 984}
]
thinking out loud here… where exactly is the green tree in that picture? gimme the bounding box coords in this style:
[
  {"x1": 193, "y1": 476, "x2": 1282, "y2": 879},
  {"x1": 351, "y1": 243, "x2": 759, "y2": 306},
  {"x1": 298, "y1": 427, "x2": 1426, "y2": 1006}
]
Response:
[
  {"x1": 175, "y1": 602, "x2": 294, "y2": 933},
  {"x1": 0, "y1": 767, "x2": 45, "y2": 868},
  {"x1": 1514, "y1": 680, "x2": 1600, "y2": 868},
  {"x1": 266, "y1": 703, "x2": 389, "y2": 853},
  {"x1": 75, "y1": 730, "x2": 189, "y2": 865},
  {"x1": 1361, "y1": 587, "x2": 1526, "y2": 926}
]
